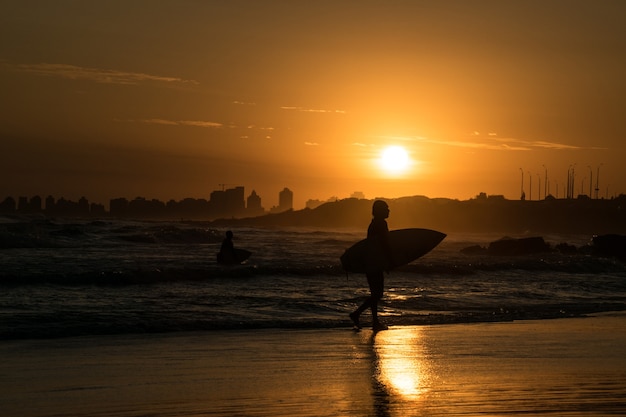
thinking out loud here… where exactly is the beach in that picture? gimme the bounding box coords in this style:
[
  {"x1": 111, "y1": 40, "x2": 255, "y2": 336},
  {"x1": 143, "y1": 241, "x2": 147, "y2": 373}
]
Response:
[{"x1": 3, "y1": 313, "x2": 625, "y2": 417}]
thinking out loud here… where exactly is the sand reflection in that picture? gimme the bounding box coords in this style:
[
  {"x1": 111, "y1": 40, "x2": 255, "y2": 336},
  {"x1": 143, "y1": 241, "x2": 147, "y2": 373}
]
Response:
[{"x1": 371, "y1": 327, "x2": 430, "y2": 415}]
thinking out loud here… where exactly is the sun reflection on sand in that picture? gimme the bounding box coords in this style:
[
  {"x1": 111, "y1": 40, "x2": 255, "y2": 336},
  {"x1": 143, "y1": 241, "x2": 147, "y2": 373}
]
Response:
[{"x1": 373, "y1": 327, "x2": 430, "y2": 402}]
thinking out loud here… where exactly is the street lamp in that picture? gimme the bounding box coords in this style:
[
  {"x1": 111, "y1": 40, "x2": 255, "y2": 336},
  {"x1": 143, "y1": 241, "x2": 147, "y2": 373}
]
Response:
[
  {"x1": 595, "y1": 163, "x2": 603, "y2": 199},
  {"x1": 519, "y1": 168, "x2": 526, "y2": 200},
  {"x1": 543, "y1": 164, "x2": 548, "y2": 199}
]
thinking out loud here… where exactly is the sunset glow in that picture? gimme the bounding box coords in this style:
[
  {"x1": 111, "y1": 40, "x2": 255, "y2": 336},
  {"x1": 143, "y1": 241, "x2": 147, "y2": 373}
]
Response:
[
  {"x1": 379, "y1": 146, "x2": 411, "y2": 175},
  {"x1": 1, "y1": 2, "x2": 625, "y2": 209}
]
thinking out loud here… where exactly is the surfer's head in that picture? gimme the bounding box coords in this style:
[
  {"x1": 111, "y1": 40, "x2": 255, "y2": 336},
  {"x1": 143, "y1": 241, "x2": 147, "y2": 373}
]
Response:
[{"x1": 372, "y1": 200, "x2": 390, "y2": 218}]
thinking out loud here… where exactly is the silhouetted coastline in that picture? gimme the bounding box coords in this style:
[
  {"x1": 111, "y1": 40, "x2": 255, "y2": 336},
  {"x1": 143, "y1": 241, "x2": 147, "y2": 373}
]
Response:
[
  {"x1": 2, "y1": 193, "x2": 625, "y2": 234},
  {"x1": 211, "y1": 195, "x2": 626, "y2": 235}
]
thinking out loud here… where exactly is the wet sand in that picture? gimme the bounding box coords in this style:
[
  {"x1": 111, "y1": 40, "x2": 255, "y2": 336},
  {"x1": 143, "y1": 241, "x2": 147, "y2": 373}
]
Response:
[{"x1": 2, "y1": 313, "x2": 625, "y2": 416}]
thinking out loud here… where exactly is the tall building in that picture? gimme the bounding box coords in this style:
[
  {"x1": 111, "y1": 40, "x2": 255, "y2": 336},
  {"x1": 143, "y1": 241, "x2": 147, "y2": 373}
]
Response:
[
  {"x1": 269, "y1": 187, "x2": 293, "y2": 214},
  {"x1": 210, "y1": 186, "x2": 245, "y2": 218},
  {"x1": 278, "y1": 187, "x2": 293, "y2": 211},
  {"x1": 30, "y1": 195, "x2": 42, "y2": 212},
  {"x1": 246, "y1": 190, "x2": 264, "y2": 216},
  {"x1": 45, "y1": 195, "x2": 55, "y2": 212},
  {"x1": 0, "y1": 196, "x2": 16, "y2": 212}
]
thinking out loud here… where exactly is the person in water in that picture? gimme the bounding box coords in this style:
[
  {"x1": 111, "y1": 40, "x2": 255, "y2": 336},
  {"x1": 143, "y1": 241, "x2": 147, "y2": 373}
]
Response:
[
  {"x1": 218, "y1": 230, "x2": 237, "y2": 264},
  {"x1": 350, "y1": 200, "x2": 392, "y2": 332}
]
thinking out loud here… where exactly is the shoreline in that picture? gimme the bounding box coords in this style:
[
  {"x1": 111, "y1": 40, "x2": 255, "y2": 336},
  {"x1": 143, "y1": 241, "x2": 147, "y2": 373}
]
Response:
[
  {"x1": 3, "y1": 312, "x2": 626, "y2": 416},
  {"x1": 4, "y1": 307, "x2": 625, "y2": 341}
]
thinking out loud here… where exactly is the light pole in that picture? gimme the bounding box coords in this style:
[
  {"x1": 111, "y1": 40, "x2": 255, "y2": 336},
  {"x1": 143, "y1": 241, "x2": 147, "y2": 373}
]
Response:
[
  {"x1": 569, "y1": 164, "x2": 577, "y2": 199},
  {"x1": 595, "y1": 163, "x2": 603, "y2": 199},
  {"x1": 543, "y1": 164, "x2": 548, "y2": 199},
  {"x1": 567, "y1": 165, "x2": 572, "y2": 199},
  {"x1": 519, "y1": 168, "x2": 526, "y2": 200}
]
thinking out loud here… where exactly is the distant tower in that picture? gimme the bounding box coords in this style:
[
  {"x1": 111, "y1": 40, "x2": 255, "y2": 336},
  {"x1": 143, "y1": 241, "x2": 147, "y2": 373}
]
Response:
[
  {"x1": 18, "y1": 196, "x2": 28, "y2": 212},
  {"x1": 45, "y1": 195, "x2": 55, "y2": 212},
  {"x1": 29, "y1": 195, "x2": 42, "y2": 212},
  {"x1": 210, "y1": 186, "x2": 245, "y2": 217},
  {"x1": 246, "y1": 190, "x2": 264, "y2": 216},
  {"x1": 279, "y1": 187, "x2": 293, "y2": 211}
]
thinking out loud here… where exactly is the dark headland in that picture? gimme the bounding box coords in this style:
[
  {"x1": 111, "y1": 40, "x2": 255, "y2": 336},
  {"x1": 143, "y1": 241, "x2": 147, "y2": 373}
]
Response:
[{"x1": 210, "y1": 195, "x2": 626, "y2": 235}]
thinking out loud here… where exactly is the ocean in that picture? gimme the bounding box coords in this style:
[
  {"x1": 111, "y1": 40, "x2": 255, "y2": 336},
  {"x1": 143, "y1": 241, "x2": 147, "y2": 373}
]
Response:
[{"x1": 1, "y1": 215, "x2": 625, "y2": 340}]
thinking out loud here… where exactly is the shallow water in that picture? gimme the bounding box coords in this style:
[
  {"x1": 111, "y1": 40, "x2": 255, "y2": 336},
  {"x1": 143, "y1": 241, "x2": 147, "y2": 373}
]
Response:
[{"x1": 1, "y1": 216, "x2": 625, "y2": 339}]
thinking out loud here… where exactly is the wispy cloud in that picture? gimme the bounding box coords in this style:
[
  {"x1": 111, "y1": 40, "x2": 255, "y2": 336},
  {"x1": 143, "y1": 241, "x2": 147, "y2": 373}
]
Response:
[
  {"x1": 304, "y1": 142, "x2": 319, "y2": 146},
  {"x1": 179, "y1": 120, "x2": 223, "y2": 128},
  {"x1": 281, "y1": 106, "x2": 346, "y2": 114},
  {"x1": 3, "y1": 62, "x2": 198, "y2": 86},
  {"x1": 424, "y1": 137, "x2": 532, "y2": 151},
  {"x1": 141, "y1": 119, "x2": 222, "y2": 128},
  {"x1": 141, "y1": 118, "x2": 179, "y2": 126},
  {"x1": 247, "y1": 125, "x2": 275, "y2": 131},
  {"x1": 409, "y1": 134, "x2": 601, "y2": 151},
  {"x1": 371, "y1": 133, "x2": 606, "y2": 152},
  {"x1": 138, "y1": 119, "x2": 282, "y2": 135}
]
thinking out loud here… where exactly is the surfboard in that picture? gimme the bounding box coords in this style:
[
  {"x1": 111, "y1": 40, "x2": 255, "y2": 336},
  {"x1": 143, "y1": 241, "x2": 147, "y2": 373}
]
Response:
[
  {"x1": 340, "y1": 228, "x2": 446, "y2": 273},
  {"x1": 217, "y1": 248, "x2": 252, "y2": 265}
]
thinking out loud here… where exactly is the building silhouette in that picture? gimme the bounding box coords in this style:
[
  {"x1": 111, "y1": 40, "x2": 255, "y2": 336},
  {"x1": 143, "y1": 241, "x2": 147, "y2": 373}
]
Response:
[
  {"x1": 280, "y1": 187, "x2": 293, "y2": 210},
  {"x1": 271, "y1": 187, "x2": 293, "y2": 213},
  {"x1": 45, "y1": 195, "x2": 55, "y2": 212},
  {"x1": 306, "y1": 196, "x2": 338, "y2": 210},
  {"x1": 246, "y1": 190, "x2": 265, "y2": 217},
  {"x1": 0, "y1": 196, "x2": 16, "y2": 212},
  {"x1": 210, "y1": 186, "x2": 245, "y2": 218}
]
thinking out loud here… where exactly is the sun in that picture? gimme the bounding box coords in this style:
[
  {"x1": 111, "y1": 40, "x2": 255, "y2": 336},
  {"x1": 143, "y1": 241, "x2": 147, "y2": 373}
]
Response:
[{"x1": 379, "y1": 146, "x2": 411, "y2": 174}]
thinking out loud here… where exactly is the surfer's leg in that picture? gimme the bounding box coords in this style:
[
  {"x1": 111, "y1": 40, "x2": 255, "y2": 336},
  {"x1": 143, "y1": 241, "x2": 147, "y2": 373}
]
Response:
[
  {"x1": 351, "y1": 298, "x2": 371, "y2": 328},
  {"x1": 368, "y1": 272, "x2": 387, "y2": 330},
  {"x1": 370, "y1": 298, "x2": 378, "y2": 322}
]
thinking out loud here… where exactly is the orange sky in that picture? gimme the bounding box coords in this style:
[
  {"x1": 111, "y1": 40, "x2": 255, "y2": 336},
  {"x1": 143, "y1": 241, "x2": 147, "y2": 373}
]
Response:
[{"x1": 1, "y1": 1, "x2": 625, "y2": 209}]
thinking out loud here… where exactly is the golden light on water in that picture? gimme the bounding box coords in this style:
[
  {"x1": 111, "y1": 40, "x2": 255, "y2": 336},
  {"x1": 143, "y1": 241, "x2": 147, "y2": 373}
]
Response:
[{"x1": 374, "y1": 328, "x2": 430, "y2": 400}]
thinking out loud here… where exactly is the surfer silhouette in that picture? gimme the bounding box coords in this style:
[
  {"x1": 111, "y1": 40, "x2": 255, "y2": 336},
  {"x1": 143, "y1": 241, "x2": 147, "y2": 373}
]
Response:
[
  {"x1": 217, "y1": 230, "x2": 252, "y2": 265},
  {"x1": 350, "y1": 200, "x2": 391, "y2": 332},
  {"x1": 217, "y1": 230, "x2": 237, "y2": 264}
]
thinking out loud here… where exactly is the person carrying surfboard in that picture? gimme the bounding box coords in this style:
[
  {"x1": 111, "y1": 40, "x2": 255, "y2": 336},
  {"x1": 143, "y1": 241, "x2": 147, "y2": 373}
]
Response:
[
  {"x1": 350, "y1": 200, "x2": 392, "y2": 332},
  {"x1": 216, "y1": 230, "x2": 252, "y2": 265},
  {"x1": 217, "y1": 230, "x2": 237, "y2": 264}
]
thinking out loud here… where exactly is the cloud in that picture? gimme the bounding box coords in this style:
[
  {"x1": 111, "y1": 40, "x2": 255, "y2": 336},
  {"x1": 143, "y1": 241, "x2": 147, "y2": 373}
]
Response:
[
  {"x1": 434, "y1": 138, "x2": 532, "y2": 151},
  {"x1": 4, "y1": 62, "x2": 198, "y2": 86},
  {"x1": 247, "y1": 126, "x2": 275, "y2": 131},
  {"x1": 179, "y1": 120, "x2": 223, "y2": 128},
  {"x1": 142, "y1": 118, "x2": 179, "y2": 126},
  {"x1": 140, "y1": 119, "x2": 278, "y2": 134},
  {"x1": 304, "y1": 142, "x2": 319, "y2": 146},
  {"x1": 488, "y1": 137, "x2": 599, "y2": 150},
  {"x1": 281, "y1": 106, "x2": 346, "y2": 114},
  {"x1": 414, "y1": 134, "x2": 603, "y2": 151},
  {"x1": 141, "y1": 119, "x2": 222, "y2": 128},
  {"x1": 522, "y1": 140, "x2": 591, "y2": 150}
]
